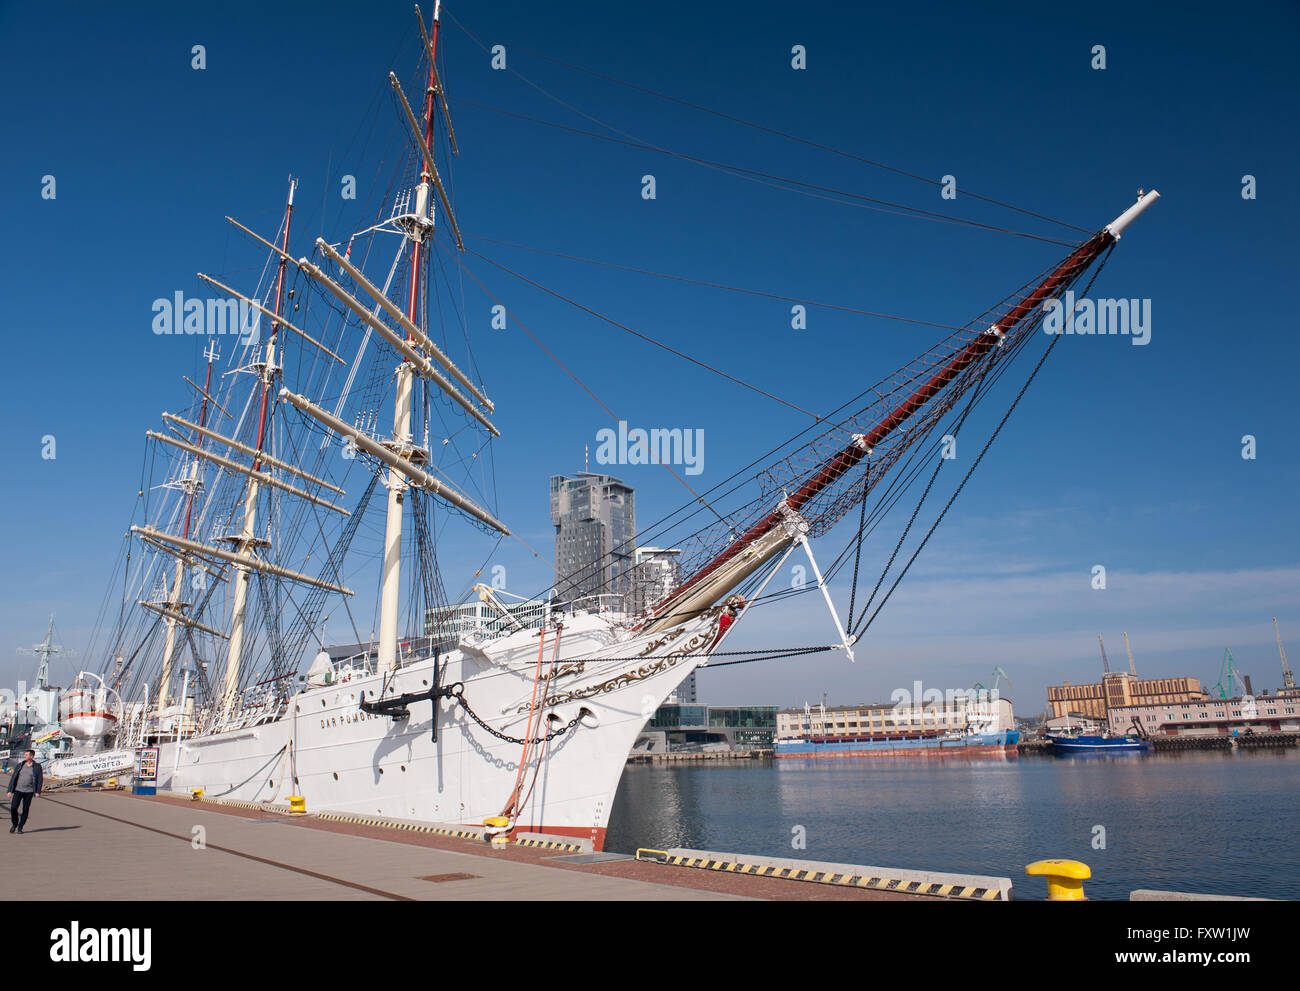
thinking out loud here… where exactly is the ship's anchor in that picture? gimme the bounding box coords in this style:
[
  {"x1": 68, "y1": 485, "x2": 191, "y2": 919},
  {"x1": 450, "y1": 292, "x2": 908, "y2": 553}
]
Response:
[{"x1": 359, "y1": 676, "x2": 461, "y2": 741}]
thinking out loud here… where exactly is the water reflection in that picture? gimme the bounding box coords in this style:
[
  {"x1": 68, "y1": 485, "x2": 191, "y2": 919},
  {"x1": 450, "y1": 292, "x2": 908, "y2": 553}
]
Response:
[{"x1": 604, "y1": 750, "x2": 1300, "y2": 899}]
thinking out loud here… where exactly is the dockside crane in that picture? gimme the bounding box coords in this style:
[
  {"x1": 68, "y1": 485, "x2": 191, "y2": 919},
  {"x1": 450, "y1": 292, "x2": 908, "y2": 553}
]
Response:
[
  {"x1": 973, "y1": 667, "x2": 1012, "y2": 695},
  {"x1": 1098, "y1": 635, "x2": 1111, "y2": 673},
  {"x1": 1275, "y1": 618, "x2": 1295, "y2": 690},
  {"x1": 1122, "y1": 632, "x2": 1138, "y2": 676},
  {"x1": 1214, "y1": 648, "x2": 1249, "y2": 699}
]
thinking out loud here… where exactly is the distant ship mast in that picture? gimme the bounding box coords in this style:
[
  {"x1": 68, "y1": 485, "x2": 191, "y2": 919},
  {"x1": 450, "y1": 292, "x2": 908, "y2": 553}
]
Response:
[
  {"x1": 220, "y1": 178, "x2": 297, "y2": 720},
  {"x1": 152, "y1": 340, "x2": 218, "y2": 710},
  {"x1": 20, "y1": 614, "x2": 71, "y2": 691}
]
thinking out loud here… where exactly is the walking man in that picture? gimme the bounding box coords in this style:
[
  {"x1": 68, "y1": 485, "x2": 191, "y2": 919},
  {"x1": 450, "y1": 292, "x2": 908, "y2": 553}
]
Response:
[{"x1": 7, "y1": 750, "x2": 42, "y2": 834}]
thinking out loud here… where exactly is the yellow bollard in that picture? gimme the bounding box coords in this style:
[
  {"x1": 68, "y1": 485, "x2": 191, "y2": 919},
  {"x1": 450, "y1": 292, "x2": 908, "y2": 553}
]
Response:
[
  {"x1": 483, "y1": 816, "x2": 511, "y2": 847},
  {"x1": 288, "y1": 795, "x2": 307, "y2": 814},
  {"x1": 1025, "y1": 859, "x2": 1091, "y2": 900},
  {"x1": 191, "y1": 788, "x2": 204, "y2": 801}
]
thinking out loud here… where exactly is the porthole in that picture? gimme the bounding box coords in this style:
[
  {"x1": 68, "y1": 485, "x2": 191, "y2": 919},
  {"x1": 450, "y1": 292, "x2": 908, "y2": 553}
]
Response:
[
  {"x1": 332, "y1": 772, "x2": 338, "y2": 781},
  {"x1": 379, "y1": 767, "x2": 384, "y2": 775},
  {"x1": 400, "y1": 764, "x2": 406, "y2": 772}
]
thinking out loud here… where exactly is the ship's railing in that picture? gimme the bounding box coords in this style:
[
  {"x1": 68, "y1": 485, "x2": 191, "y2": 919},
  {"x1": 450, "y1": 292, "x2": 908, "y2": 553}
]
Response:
[
  {"x1": 563, "y1": 593, "x2": 628, "y2": 616},
  {"x1": 333, "y1": 655, "x2": 376, "y2": 681},
  {"x1": 198, "y1": 688, "x2": 289, "y2": 736}
]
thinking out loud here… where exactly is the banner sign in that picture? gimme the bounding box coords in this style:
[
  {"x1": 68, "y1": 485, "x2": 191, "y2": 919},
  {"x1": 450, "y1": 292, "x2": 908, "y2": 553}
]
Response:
[{"x1": 47, "y1": 749, "x2": 136, "y2": 781}]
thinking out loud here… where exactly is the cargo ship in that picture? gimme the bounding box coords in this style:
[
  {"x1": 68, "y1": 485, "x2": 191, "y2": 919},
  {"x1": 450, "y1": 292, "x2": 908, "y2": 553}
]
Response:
[
  {"x1": 774, "y1": 696, "x2": 1019, "y2": 759},
  {"x1": 775, "y1": 726, "x2": 1019, "y2": 759}
]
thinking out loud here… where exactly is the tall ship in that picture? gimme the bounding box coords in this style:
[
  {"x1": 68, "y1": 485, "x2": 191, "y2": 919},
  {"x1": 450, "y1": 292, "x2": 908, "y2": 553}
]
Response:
[{"x1": 78, "y1": 4, "x2": 1159, "y2": 848}]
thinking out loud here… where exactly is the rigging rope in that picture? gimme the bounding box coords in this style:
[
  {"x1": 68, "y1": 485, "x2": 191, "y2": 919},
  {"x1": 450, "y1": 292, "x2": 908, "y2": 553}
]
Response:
[
  {"x1": 437, "y1": 244, "x2": 737, "y2": 533},
  {"x1": 451, "y1": 26, "x2": 1092, "y2": 236},
  {"x1": 465, "y1": 246, "x2": 818, "y2": 419},
  {"x1": 444, "y1": 11, "x2": 1084, "y2": 243},
  {"x1": 464, "y1": 233, "x2": 966, "y2": 333},
  {"x1": 852, "y1": 244, "x2": 1117, "y2": 638},
  {"x1": 453, "y1": 98, "x2": 1079, "y2": 249}
]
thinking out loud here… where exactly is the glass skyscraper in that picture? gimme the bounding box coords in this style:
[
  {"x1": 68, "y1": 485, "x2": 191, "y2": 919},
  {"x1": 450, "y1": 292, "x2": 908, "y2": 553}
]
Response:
[{"x1": 550, "y1": 473, "x2": 636, "y2": 610}]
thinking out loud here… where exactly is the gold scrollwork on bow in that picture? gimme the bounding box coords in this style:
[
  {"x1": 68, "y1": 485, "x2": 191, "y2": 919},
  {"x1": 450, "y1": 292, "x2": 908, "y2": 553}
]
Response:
[{"x1": 521, "y1": 608, "x2": 725, "y2": 711}]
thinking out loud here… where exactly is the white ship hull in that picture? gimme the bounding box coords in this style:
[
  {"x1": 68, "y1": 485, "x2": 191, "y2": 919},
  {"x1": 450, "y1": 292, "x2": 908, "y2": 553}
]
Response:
[{"x1": 157, "y1": 609, "x2": 723, "y2": 849}]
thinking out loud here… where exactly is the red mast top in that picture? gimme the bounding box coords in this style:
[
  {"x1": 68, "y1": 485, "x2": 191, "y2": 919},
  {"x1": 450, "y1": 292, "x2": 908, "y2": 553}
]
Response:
[
  {"x1": 251, "y1": 180, "x2": 296, "y2": 471},
  {"x1": 406, "y1": 3, "x2": 442, "y2": 336}
]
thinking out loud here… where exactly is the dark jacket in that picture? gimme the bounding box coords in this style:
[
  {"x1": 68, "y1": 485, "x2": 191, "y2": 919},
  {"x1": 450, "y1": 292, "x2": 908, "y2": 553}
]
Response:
[{"x1": 8, "y1": 761, "x2": 42, "y2": 795}]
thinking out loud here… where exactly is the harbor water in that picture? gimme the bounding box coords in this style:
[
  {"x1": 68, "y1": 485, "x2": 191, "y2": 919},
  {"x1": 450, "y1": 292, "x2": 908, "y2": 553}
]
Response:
[{"x1": 605, "y1": 748, "x2": 1300, "y2": 900}]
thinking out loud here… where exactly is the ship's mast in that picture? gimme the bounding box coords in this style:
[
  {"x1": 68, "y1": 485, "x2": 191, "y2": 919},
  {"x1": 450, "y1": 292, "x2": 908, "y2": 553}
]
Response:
[
  {"x1": 157, "y1": 342, "x2": 217, "y2": 709},
  {"x1": 378, "y1": 4, "x2": 442, "y2": 674},
  {"x1": 29, "y1": 614, "x2": 61, "y2": 690},
  {"x1": 221, "y1": 178, "x2": 296, "y2": 719}
]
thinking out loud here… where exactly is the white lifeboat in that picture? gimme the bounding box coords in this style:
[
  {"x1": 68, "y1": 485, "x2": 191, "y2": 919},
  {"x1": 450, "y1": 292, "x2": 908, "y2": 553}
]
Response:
[{"x1": 58, "y1": 672, "x2": 121, "y2": 741}]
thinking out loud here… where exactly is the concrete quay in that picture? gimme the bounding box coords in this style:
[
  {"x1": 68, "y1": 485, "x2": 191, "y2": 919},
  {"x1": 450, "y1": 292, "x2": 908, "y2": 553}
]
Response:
[{"x1": 10, "y1": 790, "x2": 961, "y2": 901}]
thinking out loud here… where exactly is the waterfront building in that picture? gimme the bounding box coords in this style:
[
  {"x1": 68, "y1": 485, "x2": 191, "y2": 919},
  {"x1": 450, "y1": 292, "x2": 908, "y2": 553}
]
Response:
[
  {"x1": 776, "y1": 694, "x2": 1015, "y2": 739},
  {"x1": 634, "y1": 704, "x2": 777, "y2": 753},
  {"x1": 1108, "y1": 690, "x2": 1300, "y2": 737},
  {"x1": 668, "y1": 670, "x2": 697, "y2": 704},
  {"x1": 550, "y1": 473, "x2": 636, "y2": 610},
  {"x1": 1046, "y1": 672, "x2": 1206, "y2": 721}
]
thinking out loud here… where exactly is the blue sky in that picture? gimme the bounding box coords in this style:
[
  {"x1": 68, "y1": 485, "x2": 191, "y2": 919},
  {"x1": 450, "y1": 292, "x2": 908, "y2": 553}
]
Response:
[{"x1": 1, "y1": 0, "x2": 1296, "y2": 714}]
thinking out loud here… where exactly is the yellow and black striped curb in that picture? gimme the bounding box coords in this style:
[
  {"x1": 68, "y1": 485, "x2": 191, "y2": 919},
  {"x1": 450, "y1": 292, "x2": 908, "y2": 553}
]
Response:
[
  {"x1": 635, "y1": 851, "x2": 1009, "y2": 901},
  {"x1": 514, "y1": 837, "x2": 587, "y2": 852},
  {"x1": 312, "y1": 811, "x2": 486, "y2": 841},
  {"x1": 183, "y1": 799, "x2": 581, "y2": 851},
  {"x1": 194, "y1": 797, "x2": 283, "y2": 813}
]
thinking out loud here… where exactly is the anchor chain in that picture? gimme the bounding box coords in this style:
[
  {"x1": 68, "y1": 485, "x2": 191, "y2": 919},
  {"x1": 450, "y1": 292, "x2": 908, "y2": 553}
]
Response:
[{"x1": 442, "y1": 682, "x2": 583, "y2": 746}]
